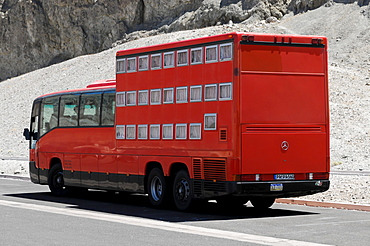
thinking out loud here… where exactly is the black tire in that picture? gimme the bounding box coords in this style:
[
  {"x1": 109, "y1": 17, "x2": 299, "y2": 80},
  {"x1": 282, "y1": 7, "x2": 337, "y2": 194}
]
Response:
[
  {"x1": 216, "y1": 197, "x2": 249, "y2": 208},
  {"x1": 147, "y1": 168, "x2": 167, "y2": 207},
  {"x1": 173, "y1": 170, "x2": 193, "y2": 211},
  {"x1": 48, "y1": 163, "x2": 69, "y2": 196},
  {"x1": 250, "y1": 197, "x2": 275, "y2": 209}
]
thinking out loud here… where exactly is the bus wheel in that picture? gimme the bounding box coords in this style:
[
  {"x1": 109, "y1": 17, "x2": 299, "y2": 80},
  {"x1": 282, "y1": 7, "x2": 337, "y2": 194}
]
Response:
[
  {"x1": 173, "y1": 170, "x2": 193, "y2": 211},
  {"x1": 48, "y1": 164, "x2": 69, "y2": 196},
  {"x1": 147, "y1": 168, "x2": 167, "y2": 207},
  {"x1": 250, "y1": 197, "x2": 275, "y2": 209}
]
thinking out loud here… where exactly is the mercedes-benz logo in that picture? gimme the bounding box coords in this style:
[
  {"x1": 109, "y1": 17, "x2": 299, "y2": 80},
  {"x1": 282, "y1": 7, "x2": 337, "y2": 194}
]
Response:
[{"x1": 281, "y1": 141, "x2": 289, "y2": 151}]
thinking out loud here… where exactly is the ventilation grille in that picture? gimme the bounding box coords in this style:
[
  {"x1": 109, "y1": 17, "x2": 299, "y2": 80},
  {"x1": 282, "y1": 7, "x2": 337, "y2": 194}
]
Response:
[
  {"x1": 204, "y1": 181, "x2": 227, "y2": 192},
  {"x1": 219, "y1": 128, "x2": 227, "y2": 141},
  {"x1": 203, "y1": 158, "x2": 226, "y2": 181},
  {"x1": 192, "y1": 158, "x2": 202, "y2": 179}
]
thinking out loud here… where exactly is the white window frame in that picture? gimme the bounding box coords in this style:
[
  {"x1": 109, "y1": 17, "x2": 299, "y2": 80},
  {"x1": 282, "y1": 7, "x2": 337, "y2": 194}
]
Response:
[
  {"x1": 126, "y1": 125, "x2": 136, "y2": 139},
  {"x1": 127, "y1": 57, "x2": 137, "y2": 72},
  {"x1": 151, "y1": 53, "x2": 162, "y2": 70},
  {"x1": 176, "y1": 86, "x2": 188, "y2": 104},
  {"x1": 191, "y1": 47, "x2": 203, "y2": 65},
  {"x1": 162, "y1": 124, "x2": 174, "y2": 140},
  {"x1": 126, "y1": 91, "x2": 137, "y2": 106},
  {"x1": 138, "y1": 90, "x2": 149, "y2": 105},
  {"x1": 138, "y1": 55, "x2": 149, "y2": 71},
  {"x1": 163, "y1": 88, "x2": 174, "y2": 104},
  {"x1": 177, "y1": 49, "x2": 188, "y2": 66},
  {"x1": 219, "y1": 82, "x2": 233, "y2": 100},
  {"x1": 138, "y1": 124, "x2": 148, "y2": 139},
  {"x1": 150, "y1": 124, "x2": 161, "y2": 140},
  {"x1": 219, "y1": 43, "x2": 233, "y2": 61},
  {"x1": 205, "y1": 45, "x2": 218, "y2": 63},
  {"x1": 163, "y1": 51, "x2": 175, "y2": 68},
  {"x1": 189, "y1": 123, "x2": 202, "y2": 140},
  {"x1": 190, "y1": 85, "x2": 202, "y2": 102},
  {"x1": 116, "y1": 58, "x2": 126, "y2": 74},
  {"x1": 204, "y1": 113, "x2": 217, "y2": 130},
  {"x1": 176, "y1": 124, "x2": 187, "y2": 140},
  {"x1": 204, "y1": 84, "x2": 218, "y2": 101},
  {"x1": 116, "y1": 92, "x2": 126, "y2": 107},
  {"x1": 116, "y1": 125, "x2": 125, "y2": 139},
  {"x1": 150, "y1": 89, "x2": 162, "y2": 105}
]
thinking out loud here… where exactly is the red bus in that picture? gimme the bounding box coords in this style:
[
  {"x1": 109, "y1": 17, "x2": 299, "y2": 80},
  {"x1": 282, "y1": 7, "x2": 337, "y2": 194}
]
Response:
[{"x1": 24, "y1": 32, "x2": 330, "y2": 210}]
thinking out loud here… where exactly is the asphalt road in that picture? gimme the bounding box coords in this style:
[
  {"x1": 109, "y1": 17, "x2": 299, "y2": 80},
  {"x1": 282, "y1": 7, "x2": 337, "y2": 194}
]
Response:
[{"x1": 1, "y1": 178, "x2": 369, "y2": 246}]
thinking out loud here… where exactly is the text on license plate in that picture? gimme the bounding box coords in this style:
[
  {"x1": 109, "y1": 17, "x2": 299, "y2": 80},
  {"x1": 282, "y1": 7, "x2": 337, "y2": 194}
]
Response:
[
  {"x1": 274, "y1": 174, "x2": 295, "y2": 180},
  {"x1": 270, "y1": 184, "x2": 283, "y2": 191}
]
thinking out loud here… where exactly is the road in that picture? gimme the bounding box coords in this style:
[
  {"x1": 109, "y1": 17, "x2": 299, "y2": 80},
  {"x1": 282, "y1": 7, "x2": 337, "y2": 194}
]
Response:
[{"x1": 1, "y1": 178, "x2": 370, "y2": 246}]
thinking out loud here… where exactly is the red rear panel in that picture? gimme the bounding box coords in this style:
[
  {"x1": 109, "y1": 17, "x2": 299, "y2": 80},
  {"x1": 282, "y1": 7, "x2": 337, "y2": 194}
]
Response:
[{"x1": 239, "y1": 41, "x2": 329, "y2": 175}]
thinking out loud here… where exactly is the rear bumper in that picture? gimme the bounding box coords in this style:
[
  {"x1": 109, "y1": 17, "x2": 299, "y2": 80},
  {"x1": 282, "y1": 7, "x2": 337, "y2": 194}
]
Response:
[{"x1": 234, "y1": 180, "x2": 330, "y2": 198}]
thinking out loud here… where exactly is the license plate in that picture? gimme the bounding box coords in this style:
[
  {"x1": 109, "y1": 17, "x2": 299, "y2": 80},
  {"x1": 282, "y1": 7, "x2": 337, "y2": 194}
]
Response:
[
  {"x1": 270, "y1": 183, "x2": 283, "y2": 191},
  {"x1": 274, "y1": 174, "x2": 295, "y2": 180}
]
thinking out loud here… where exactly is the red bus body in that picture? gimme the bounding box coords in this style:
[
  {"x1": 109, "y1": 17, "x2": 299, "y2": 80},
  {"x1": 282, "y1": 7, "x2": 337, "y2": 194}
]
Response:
[{"x1": 26, "y1": 33, "x2": 330, "y2": 209}]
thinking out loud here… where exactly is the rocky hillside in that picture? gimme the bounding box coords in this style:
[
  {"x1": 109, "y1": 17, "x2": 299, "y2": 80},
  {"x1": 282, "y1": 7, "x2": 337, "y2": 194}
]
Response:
[{"x1": 2, "y1": 0, "x2": 367, "y2": 81}]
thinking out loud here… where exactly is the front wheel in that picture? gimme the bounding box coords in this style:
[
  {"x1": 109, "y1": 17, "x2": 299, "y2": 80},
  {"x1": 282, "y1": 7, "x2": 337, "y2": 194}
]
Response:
[
  {"x1": 147, "y1": 168, "x2": 167, "y2": 207},
  {"x1": 48, "y1": 164, "x2": 69, "y2": 196},
  {"x1": 173, "y1": 170, "x2": 193, "y2": 211}
]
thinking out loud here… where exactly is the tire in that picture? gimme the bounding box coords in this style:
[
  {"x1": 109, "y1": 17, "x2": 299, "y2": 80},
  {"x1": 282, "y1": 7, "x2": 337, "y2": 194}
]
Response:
[
  {"x1": 173, "y1": 170, "x2": 193, "y2": 211},
  {"x1": 48, "y1": 163, "x2": 69, "y2": 196},
  {"x1": 216, "y1": 197, "x2": 249, "y2": 208},
  {"x1": 250, "y1": 197, "x2": 275, "y2": 209},
  {"x1": 147, "y1": 168, "x2": 167, "y2": 207}
]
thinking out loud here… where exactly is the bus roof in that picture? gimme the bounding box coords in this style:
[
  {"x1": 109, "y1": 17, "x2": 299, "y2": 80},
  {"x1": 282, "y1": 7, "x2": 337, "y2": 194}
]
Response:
[
  {"x1": 116, "y1": 32, "x2": 327, "y2": 57},
  {"x1": 35, "y1": 79, "x2": 116, "y2": 99}
]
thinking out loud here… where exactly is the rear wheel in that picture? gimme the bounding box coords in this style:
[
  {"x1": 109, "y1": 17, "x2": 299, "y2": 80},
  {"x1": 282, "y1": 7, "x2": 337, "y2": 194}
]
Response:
[
  {"x1": 147, "y1": 168, "x2": 167, "y2": 207},
  {"x1": 173, "y1": 170, "x2": 193, "y2": 211},
  {"x1": 48, "y1": 163, "x2": 69, "y2": 196},
  {"x1": 250, "y1": 197, "x2": 275, "y2": 209}
]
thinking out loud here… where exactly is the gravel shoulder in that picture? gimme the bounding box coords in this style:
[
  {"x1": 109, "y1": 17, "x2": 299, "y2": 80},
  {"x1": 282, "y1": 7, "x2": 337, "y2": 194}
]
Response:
[{"x1": 1, "y1": 2, "x2": 369, "y2": 206}]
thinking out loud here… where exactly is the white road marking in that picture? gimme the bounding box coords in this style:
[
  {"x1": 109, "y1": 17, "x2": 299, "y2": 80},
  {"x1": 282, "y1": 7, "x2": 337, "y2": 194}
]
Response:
[{"x1": 0, "y1": 199, "x2": 332, "y2": 246}]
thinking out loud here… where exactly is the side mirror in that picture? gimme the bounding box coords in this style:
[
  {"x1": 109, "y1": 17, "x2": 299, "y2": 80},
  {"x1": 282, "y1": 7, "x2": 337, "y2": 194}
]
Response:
[{"x1": 23, "y1": 128, "x2": 30, "y2": 140}]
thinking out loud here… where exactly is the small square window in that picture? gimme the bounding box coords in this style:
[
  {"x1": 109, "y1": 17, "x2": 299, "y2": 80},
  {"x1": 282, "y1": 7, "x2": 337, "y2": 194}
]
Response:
[
  {"x1": 126, "y1": 91, "x2": 136, "y2": 106},
  {"x1": 138, "y1": 90, "x2": 148, "y2": 105},
  {"x1": 127, "y1": 57, "x2": 137, "y2": 72},
  {"x1": 138, "y1": 125, "x2": 148, "y2": 139},
  {"x1": 191, "y1": 48, "x2": 203, "y2": 65},
  {"x1": 176, "y1": 87, "x2": 188, "y2": 103},
  {"x1": 190, "y1": 85, "x2": 202, "y2": 102},
  {"x1": 126, "y1": 125, "x2": 136, "y2": 139},
  {"x1": 116, "y1": 92, "x2": 126, "y2": 107},
  {"x1": 206, "y1": 45, "x2": 218, "y2": 63},
  {"x1": 220, "y1": 43, "x2": 233, "y2": 61},
  {"x1": 204, "y1": 114, "x2": 217, "y2": 130},
  {"x1": 190, "y1": 123, "x2": 202, "y2": 139},
  {"x1": 219, "y1": 83, "x2": 232, "y2": 100},
  {"x1": 116, "y1": 59, "x2": 126, "y2": 73},
  {"x1": 138, "y1": 56, "x2": 149, "y2": 71},
  {"x1": 150, "y1": 124, "x2": 160, "y2": 139},
  {"x1": 164, "y1": 52, "x2": 174, "y2": 68},
  {"x1": 116, "y1": 125, "x2": 125, "y2": 139},
  {"x1": 151, "y1": 54, "x2": 162, "y2": 69},
  {"x1": 162, "y1": 124, "x2": 173, "y2": 139},
  {"x1": 150, "y1": 89, "x2": 161, "y2": 105},
  {"x1": 176, "y1": 124, "x2": 187, "y2": 139},
  {"x1": 163, "y1": 88, "x2": 174, "y2": 104},
  {"x1": 177, "y1": 50, "x2": 188, "y2": 66},
  {"x1": 204, "y1": 84, "x2": 217, "y2": 101}
]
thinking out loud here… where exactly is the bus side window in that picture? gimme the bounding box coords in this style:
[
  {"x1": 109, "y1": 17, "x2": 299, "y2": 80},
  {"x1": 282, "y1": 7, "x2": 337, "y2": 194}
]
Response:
[
  {"x1": 60, "y1": 95, "x2": 79, "y2": 127},
  {"x1": 40, "y1": 96, "x2": 59, "y2": 137},
  {"x1": 79, "y1": 93, "x2": 101, "y2": 126},
  {"x1": 101, "y1": 92, "x2": 115, "y2": 126}
]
